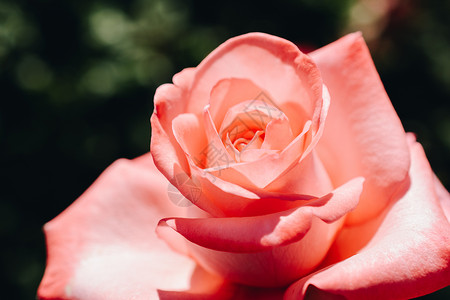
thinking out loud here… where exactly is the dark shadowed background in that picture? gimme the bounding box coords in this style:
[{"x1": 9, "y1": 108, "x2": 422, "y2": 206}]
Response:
[{"x1": 1, "y1": 0, "x2": 449, "y2": 298}]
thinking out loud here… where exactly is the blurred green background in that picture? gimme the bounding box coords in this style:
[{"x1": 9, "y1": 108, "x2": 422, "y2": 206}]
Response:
[{"x1": 0, "y1": 0, "x2": 448, "y2": 298}]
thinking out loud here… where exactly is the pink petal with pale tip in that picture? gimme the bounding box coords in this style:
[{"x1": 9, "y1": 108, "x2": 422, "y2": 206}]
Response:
[{"x1": 37, "y1": 154, "x2": 230, "y2": 300}]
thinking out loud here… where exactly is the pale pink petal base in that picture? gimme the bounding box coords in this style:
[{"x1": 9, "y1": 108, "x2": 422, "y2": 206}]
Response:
[
  {"x1": 284, "y1": 140, "x2": 450, "y2": 300},
  {"x1": 37, "y1": 154, "x2": 230, "y2": 300}
]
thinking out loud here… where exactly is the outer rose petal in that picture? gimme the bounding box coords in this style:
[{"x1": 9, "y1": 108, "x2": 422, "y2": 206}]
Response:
[
  {"x1": 158, "y1": 177, "x2": 363, "y2": 252},
  {"x1": 311, "y1": 32, "x2": 410, "y2": 224},
  {"x1": 185, "y1": 33, "x2": 324, "y2": 127},
  {"x1": 157, "y1": 178, "x2": 363, "y2": 287},
  {"x1": 284, "y1": 140, "x2": 450, "y2": 300},
  {"x1": 37, "y1": 154, "x2": 231, "y2": 300}
]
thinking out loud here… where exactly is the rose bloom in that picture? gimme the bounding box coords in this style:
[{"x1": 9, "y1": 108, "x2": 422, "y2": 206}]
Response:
[{"x1": 38, "y1": 33, "x2": 450, "y2": 299}]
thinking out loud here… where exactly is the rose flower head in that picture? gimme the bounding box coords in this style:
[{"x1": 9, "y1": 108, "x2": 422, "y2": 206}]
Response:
[{"x1": 38, "y1": 33, "x2": 450, "y2": 299}]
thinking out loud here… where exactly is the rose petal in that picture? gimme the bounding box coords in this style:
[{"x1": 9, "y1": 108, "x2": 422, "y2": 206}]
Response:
[
  {"x1": 37, "y1": 154, "x2": 228, "y2": 299},
  {"x1": 186, "y1": 33, "x2": 323, "y2": 125},
  {"x1": 172, "y1": 113, "x2": 208, "y2": 166},
  {"x1": 151, "y1": 67, "x2": 198, "y2": 180},
  {"x1": 262, "y1": 117, "x2": 295, "y2": 150},
  {"x1": 264, "y1": 150, "x2": 333, "y2": 196},
  {"x1": 191, "y1": 167, "x2": 311, "y2": 216},
  {"x1": 202, "y1": 107, "x2": 235, "y2": 168},
  {"x1": 157, "y1": 177, "x2": 363, "y2": 253},
  {"x1": 158, "y1": 109, "x2": 233, "y2": 214},
  {"x1": 160, "y1": 214, "x2": 344, "y2": 288},
  {"x1": 151, "y1": 87, "x2": 190, "y2": 179},
  {"x1": 311, "y1": 32, "x2": 410, "y2": 224},
  {"x1": 218, "y1": 99, "x2": 284, "y2": 136},
  {"x1": 158, "y1": 177, "x2": 362, "y2": 287},
  {"x1": 209, "y1": 78, "x2": 271, "y2": 130},
  {"x1": 182, "y1": 150, "x2": 336, "y2": 218},
  {"x1": 284, "y1": 140, "x2": 450, "y2": 299}
]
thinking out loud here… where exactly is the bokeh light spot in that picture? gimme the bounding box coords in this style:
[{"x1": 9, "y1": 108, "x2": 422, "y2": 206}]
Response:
[
  {"x1": 89, "y1": 8, "x2": 130, "y2": 46},
  {"x1": 15, "y1": 55, "x2": 53, "y2": 91}
]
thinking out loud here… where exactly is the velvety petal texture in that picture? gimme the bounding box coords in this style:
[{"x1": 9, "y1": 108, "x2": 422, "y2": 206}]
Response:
[
  {"x1": 38, "y1": 154, "x2": 231, "y2": 300},
  {"x1": 285, "y1": 138, "x2": 450, "y2": 300}
]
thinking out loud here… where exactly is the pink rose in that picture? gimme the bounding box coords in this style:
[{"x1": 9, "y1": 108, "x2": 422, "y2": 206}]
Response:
[{"x1": 38, "y1": 33, "x2": 450, "y2": 299}]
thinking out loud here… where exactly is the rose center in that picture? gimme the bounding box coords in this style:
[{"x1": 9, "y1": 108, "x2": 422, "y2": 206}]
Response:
[{"x1": 218, "y1": 99, "x2": 286, "y2": 162}]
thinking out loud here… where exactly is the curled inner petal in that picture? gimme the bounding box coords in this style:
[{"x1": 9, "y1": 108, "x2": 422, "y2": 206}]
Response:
[{"x1": 212, "y1": 99, "x2": 294, "y2": 165}]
